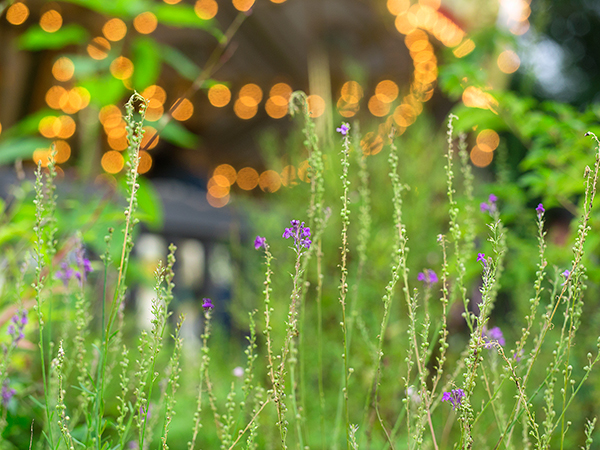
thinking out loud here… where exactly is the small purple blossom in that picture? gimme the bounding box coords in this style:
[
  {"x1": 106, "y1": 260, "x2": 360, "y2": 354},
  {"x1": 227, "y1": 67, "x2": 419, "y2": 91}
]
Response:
[
  {"x1": 254, "y1": 236, "x2": 266, "y2": 250},
  {"x1": 483, "y1": 326, "x2": 505, "y2": 349},
  {"x1": 417, "y1": 269, "x2": 438, "y2": 286},
  {"x1": 1, "y1": 382, "x2": 15, "y2": 407},
  {"x1": 561, "y1": 269, "x2": 570, "y2": 286},
  {"x1": 7, "y1": 309, "x2": 27, "y2": 346},
  {"x1": 283, "y1": 220, "x2": 312, "y2": 252},
  {"x1": 477, "y1": 253, "x2": 486, "y2": 264},
  {"x1": 55, "y1": 262, "x2": 75, "y2": 286},
  {"x1": 336, "y1": 123, "x2": 350, "y2": 136},
  {"x1": 536, "y1": 203, "x2": 545, "y2": 218},
  {"x1": 480, "y1": 194, "x2": 498, "y2": 214},
  {"x1": 441, "y1": 388, "x2": 465, "y2": 410},
  {"x1": 513, "y1": 348, "x2": 524, "y2": 362},
  {"x1": 202, "y1": 298, "x2": 214, "y2": 310}
]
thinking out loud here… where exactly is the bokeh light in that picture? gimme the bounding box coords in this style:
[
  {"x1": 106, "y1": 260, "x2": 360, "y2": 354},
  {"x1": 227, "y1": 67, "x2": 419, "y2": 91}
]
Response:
[
  {"x1": 280, "y1": 165, "x2": 297, "y2": 187},
  {"x1": 337, "y1": 97, "x2": 360, "y2": 118},
  {"x1": 56, "y1": 115, "x2": 76, "y2": 139},
  {"x1": 138, "y1": 150, "x2": 153, "y2": 174},
  {"x1": 87, "y1": 37, "x2": 111, "y2": 60},
  {"x1": 110, "y1": 56, "x2": 134, "y2": 80},
  {"x1": 307, "y1": 95, "x2": 325, "y2": 118},
  {"x1": 453, "y1": 39, "x2": 476, "y2": 58},
  {"x1": 208, "y1": 84, "x2": 231, "y2": 107},
  {"x1": 462, "y1": 86, "x2": 498, "y2": 113},
  {"x1": 368, "y1": 96, "x2": 390, "y2": 117},
  {"x1": 101, "y1": 151, "x2": 125, "y2": 174},
  {"x1": 470, "y1": 146, "x2": 494, "y2": 168},
  {"x1": 46, "y1": 86, "x2": 67, "y2": 110},
  {"x1": 269, "y1": 83, "x2": 292, "y2": 106},
  {"x1": 340, "y1": 81, "x2": 363, "y2": 103},
  {"x1": 232, "y1": 0, "x2": 255, "y2": 12},
  {"x1": 375, "y1": 80, "x2": 399, "y2": 103},
  {"x1": 233, "y1": 99, "x2": 258, "y2": 120},
  {"x1": 387, "y1": 0, "x2": 409, "y2": 15},
  {"x1": 52, "y1": 140, "x2": 71, "y2": 164},
  {"x1": 107, "y1": 126, "x2": 128, "y2": 151},
  {"x1": 99, "y1": 105, "x2": 122, "y2": 129},
  {"x1": 171, "y1": 98, "x2": 194, "y2": 121},
  {"x1": 133, "y1": 12, "x2": 158, "y2": 34},
  {"x1": 259, "y1": 170, "x2": 281, "y2": 193},
  {"x1": 360, "y1": 132, "x2": 384, "y2": 156},
  {"x1": 213, "y1": 164, "x2": 237, "y2": 185},
  {"x1": 40, "y1": 9, "x2": 62, "y2": 33},
  {"x1": 270, "y1": 0, "x2": 287, "y2": 3},
  {"x1": 52, "y1": 57, "x2": 74, "y2": 82},
  {"x1": 206, "y1": 192, "x2": 229, "y2": 208},
  {"x1": 208, "y1": 177, "x2": 230, "y2": 198},
  {"x1": 497, "y1": 50, "x2": 520, "y2": 74},
  {"x1": 33, "y1": 149, "x2": 50, "y2": 167},
  {"x1": 265, "y1": 99, "x2": 288, "y2": 119},
  {"x1": 103, "y1": 18, "x2": 127, "y2": 41},
  {"x1": 393, "y1": 104, "x2": 417, "y2": 127},
  {"x1": 6, "y1": 2, "x2": 29, "y2": 25},
  {"x1": 164, "y1": 0, "x2": 182, "y2": 3},
  {"x1": 195, "y1": 0, "x2": 218, "y2": 20},
  {"x1": 297, "y1": 160, "x2": 310, "y2": 182},
  {"x1": 395, "y1": 12, "x2": 416, "y2": 35},
  {"x1": 236, "y1": 167, "x2": 259, "y2": 190},
  {"x1": 477, "y1": 129, "x2": 500, "y2": 152},
  {"x1": 239, "y1": 84, "x2": 263, "y2": 107},
  {"x1": 141, "y1": 126, "x2": 159, "y2": 149},
  {"x1": 39, "y1": 116, "x2": 59, "y2": 138}
]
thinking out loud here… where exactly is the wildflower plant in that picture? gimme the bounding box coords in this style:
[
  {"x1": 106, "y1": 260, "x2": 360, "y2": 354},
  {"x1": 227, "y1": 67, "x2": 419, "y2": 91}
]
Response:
[{"x1": 3, "y1": 89, "x2": 600, "y2": 450}]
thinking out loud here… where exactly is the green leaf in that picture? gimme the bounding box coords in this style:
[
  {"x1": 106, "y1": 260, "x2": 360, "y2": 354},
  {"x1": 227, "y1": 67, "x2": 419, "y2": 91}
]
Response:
[
  {"x1": 132, "y1": 37, "x2": 162, "y2": 90},
  {"x1": 61, "y1": 0, "x2": 150, "y2": 17},
  {"x1": 160, "y1": 121, "x2": 199, "y2": 149},
  {"x1": 159, "y1": 44, "x2": 201, "y2": 81},
  {"x1": 0, "y1": 137, "x2": 50, "y2": 165},
  {"x1": 19, "y1": 24, "x2": 89, "y2": 50},
  {"x1": 79, "y1": 75, "x2": 127, "y2": 107}
]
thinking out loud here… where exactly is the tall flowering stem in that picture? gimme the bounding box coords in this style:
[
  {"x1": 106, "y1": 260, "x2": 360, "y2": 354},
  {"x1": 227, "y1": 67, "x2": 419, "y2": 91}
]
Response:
[
  {"x1": 278, "y1": 221, "x2": 312, "y2": 449},
  {"x1": 188, "y1": 302, "x2": 214, "y2": 450},
  {"x1": 95, "y1": 93, "x2": 147, "y2": 449},
  {"x1": 337, "y1": 122, "x2": 352, "y2": 449},
  {"x1": 444, "y1": 115, "x2": 473, "y2": 332},
  {"x1": 33, "y1": 159, "x2": 56, "y2": 448}
]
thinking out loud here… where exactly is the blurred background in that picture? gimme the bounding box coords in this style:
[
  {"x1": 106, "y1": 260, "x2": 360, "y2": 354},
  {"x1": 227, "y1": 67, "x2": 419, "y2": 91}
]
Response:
[
  {"x1": 3, "y1": 1, "x2": 600, "y2": 447},
  {"x1": 1, "y1": 0, "x2": 600, "y2": 319}
]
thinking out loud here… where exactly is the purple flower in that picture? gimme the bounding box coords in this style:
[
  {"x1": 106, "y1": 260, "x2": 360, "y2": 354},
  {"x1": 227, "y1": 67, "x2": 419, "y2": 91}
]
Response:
[
  {"x1": 480, "y1": 194, "x2": 498, "y2": 214},
  {"x1": 442, "y1": 388, "x2": 465, "y2": 410},
  {"x1": 254, "y1": 236, "x2": 266, "y2": 250},
  {"x1": 283, "y1": 220, "x2": 311, "y2": 252},
  {"x1": 513, "y1": 348, "x2": 524, "y2": 362},
  {"x1": 202, "y1": 298, "x2": 214, "y2": 310},
  {"x1": 55, "y1": 262, "x2": 75, "y2": 286},
  {"x1": 561, "y1": 269, "x2": 570, "y2": 286},
  {"x1": 483, "y1": 326, "x2": 505, "y2": 349},
  {"x1": 336, "y1": 123, "x2": 350, "y2": 136},
  {"x1": 536, "y1": 203, "x2": 545, "y2": 217},
  {"x1": 477, "y1": 253, "x2": 486, "y2": 264},
  {"x1": 83, "y1": 258, "x2": 93, "y2": 274},
  {"x1": 417, "y1": 269, "x2": 438, "y2": 286},
  {"x1": 7, "y1": 310, "x2": 27, "y2": 346},
  {"x1": 1, "y1": 382, "x2": 15, "y2": 407}
]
